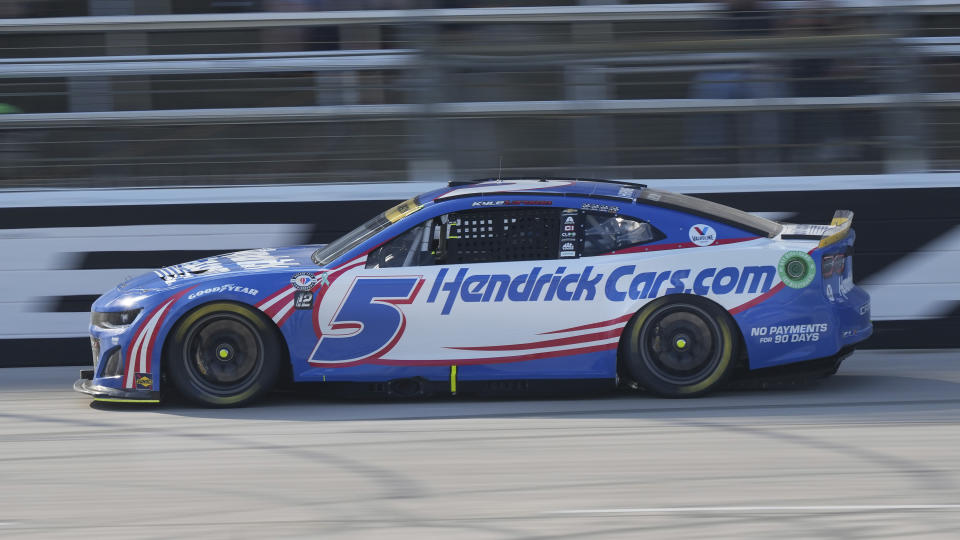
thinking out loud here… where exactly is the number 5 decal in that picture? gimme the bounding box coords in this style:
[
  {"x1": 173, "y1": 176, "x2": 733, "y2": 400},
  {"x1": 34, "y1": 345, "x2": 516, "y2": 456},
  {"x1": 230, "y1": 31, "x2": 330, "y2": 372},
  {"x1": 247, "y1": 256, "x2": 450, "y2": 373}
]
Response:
[{"x1": 309, "y1": 276, "x2": 424, "y2": 365}]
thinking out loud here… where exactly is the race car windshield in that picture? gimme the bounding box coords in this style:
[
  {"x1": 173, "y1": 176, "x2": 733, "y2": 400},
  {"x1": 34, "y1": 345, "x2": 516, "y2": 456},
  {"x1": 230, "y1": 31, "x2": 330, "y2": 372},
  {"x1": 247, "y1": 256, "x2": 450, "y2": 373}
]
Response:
[{"x1": 311, "y1": 197, "x2": 423, "y2": 266}]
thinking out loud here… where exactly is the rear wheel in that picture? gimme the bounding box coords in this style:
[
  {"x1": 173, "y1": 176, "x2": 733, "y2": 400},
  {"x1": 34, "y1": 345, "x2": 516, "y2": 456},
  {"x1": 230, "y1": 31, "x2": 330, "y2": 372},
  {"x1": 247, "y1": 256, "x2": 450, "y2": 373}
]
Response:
[
  {"x1": 166, "y1": 302, "x2": 281, "y2": 407},
  {"x1": 621, "y1": 297, "x2": 737, "y2": 397}
]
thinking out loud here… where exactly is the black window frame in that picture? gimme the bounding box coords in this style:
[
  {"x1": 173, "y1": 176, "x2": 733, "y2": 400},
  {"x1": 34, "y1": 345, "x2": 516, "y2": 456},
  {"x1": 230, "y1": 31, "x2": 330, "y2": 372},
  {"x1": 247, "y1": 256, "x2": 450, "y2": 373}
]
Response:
[
  {"x1": 580, "y1": 210, "x2": 666, "y2": 257},
  {"x1": 366, "y1": 206, "x2": 568, "y2": 268}
]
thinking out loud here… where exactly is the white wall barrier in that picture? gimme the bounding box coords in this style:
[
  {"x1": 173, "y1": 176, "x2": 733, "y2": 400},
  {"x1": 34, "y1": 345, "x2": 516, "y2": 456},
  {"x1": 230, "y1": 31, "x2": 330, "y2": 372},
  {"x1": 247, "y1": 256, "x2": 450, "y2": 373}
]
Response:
[{"x1": 2, "y1": 174, "x2": 958, "y2": 366}]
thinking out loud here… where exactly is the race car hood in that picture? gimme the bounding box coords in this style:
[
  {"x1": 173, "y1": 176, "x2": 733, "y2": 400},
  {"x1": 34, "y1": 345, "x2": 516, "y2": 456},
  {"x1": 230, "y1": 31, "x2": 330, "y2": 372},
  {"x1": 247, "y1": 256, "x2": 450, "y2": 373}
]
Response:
[{"x1": 116, "y1": 245, "x2": 322, "y2": 293}]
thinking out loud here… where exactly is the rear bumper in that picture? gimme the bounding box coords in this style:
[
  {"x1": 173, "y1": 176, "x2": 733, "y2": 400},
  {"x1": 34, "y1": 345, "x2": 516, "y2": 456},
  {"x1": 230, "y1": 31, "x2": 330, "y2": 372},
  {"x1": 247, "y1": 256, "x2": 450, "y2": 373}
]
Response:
[
  {"x1": 731, "y1": 344, "x2": 857, "y2": 387},
  {"x1": 74, "y1": 372, "x2": 160, "y2": 403}
]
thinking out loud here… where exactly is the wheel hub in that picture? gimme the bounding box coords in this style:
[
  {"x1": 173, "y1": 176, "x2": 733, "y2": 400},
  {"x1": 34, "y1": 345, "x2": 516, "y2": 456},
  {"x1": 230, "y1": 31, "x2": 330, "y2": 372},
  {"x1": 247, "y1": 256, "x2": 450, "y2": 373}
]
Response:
[
  {"x1": 215, "y1": 343, "x2": 235, "y2": 362},
  {"x1": 639, "y1": 305, "x2": 723, "y2": 385},
  {"x1": 184, "y1": 315, "x2": 263, "y2": 392}
]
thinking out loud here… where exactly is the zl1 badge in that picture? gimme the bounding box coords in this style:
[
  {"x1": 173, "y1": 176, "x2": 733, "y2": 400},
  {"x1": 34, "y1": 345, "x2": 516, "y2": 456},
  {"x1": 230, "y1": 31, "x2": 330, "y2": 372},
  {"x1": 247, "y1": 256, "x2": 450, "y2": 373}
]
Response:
[{"x1": 294, "y1": 291, "x2": 314, "y2": 310}]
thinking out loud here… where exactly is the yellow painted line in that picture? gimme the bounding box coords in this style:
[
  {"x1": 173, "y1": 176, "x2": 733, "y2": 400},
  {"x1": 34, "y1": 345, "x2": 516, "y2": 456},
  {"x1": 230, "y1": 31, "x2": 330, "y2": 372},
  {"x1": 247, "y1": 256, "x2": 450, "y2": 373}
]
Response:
[
  {"x1": 450, "y1": 365, "x2": 457, "y2": 394},
  {"x1": 93, "y1": 398, "x2": 160, "y2": 404}
]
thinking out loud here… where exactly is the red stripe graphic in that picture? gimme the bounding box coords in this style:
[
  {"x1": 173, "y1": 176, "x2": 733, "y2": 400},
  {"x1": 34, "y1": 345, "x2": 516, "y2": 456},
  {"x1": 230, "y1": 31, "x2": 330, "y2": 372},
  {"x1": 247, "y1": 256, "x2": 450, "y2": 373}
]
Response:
[
  {"x1": 729, "y1": 282, "x2": 785, "y2": 315},
  {"x1": 122, "y1": 286, "x2": 195, "y2": 389},
  {"x1": 600, "y1": 236, "x2": 758, "y2": 256},
  {"x1": 308, "y1": 260, "x2": 366, "y2": 333},
  {"x1": 448, "y1": 328, "x2": 621, "y2": 352},
  {"x1": 541, "y1": 313, "x2": 635, "y2": 335},
  {"x1": 262, "y1": 288, "x2": 295, "y2": 319},
  {"x1": 255, "y1": 286, "x2": 291, "y2": 309},
  {"x1": 262, "y1": 256, "x2": 368, "y2": 328},
  {"x1": 141, "y1": 295, "x2": 186, "y2": 377},
  {"x1": 371, "y1": 342, "x2": 619, "y2": 367},
  {"x1": 728, "y1": 246, "x2": 817, "y2": 315}
]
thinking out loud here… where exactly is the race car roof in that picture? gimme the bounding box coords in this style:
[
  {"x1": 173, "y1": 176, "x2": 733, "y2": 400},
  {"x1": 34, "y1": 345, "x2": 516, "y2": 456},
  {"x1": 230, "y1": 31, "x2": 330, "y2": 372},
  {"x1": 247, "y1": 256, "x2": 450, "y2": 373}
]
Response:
[
  {"x1": 420, "y1": 178, "x2": 782, "y2": 238},
  {"x1": 424, "y1": 178, "x2": 643, "y2": 203}
]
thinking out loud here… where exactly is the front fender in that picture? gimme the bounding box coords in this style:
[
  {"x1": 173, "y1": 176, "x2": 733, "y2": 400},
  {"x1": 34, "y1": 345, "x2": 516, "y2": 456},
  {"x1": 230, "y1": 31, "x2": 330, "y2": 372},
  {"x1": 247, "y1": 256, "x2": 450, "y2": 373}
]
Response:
[{"x1": 122, "y1": 279, "x2": 290, "y2": 392}]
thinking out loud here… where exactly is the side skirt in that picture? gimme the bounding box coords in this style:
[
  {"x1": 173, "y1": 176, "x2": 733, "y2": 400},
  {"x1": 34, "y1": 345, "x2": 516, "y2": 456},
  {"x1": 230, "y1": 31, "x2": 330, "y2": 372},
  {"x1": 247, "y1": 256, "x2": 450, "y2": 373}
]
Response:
[{"x1": 293, "y1": 377, "x2": 617, "y2": 400}]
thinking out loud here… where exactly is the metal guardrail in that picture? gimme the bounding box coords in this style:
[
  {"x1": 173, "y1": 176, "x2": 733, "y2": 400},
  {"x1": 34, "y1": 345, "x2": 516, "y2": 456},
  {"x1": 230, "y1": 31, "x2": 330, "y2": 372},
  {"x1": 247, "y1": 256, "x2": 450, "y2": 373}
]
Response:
[
  {"x1": 0, "y1": 1, "x2": 955, "y2": 186},
  {"x1": 1, "y1": 1, "x2": 960, "y2": 34},
  {"x1": 1, "y1": 95, "x2": 952, "y2": 128},
  {"x1": 0, "y1": 50, "x2": 416, "y2": 78},
  {"x1": 5, "y1": 36, "x2": 960, "y2": 79}
]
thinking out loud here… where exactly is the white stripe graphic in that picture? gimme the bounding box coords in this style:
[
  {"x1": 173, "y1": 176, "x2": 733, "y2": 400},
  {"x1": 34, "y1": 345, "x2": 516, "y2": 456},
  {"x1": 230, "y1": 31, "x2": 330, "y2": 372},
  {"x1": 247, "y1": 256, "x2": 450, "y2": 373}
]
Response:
[
  {"x1": 259, "y1": 287, "x2": 294, "y2": 312},
  {"x1": 137, "y1": 302, "x2": 171, "y2": 374},
  {"x1": 124, "y1": 301, "x2": 168, "y2": 387},
  {"x1": 271, "y1": 300, "x2": 295, "y2": 324},
  {"x1": 546, "y1": 504, "x2": 960, "y2": 515},
  {"x1": 125, "y1": 322, "x2": 151, "y2": 388}
]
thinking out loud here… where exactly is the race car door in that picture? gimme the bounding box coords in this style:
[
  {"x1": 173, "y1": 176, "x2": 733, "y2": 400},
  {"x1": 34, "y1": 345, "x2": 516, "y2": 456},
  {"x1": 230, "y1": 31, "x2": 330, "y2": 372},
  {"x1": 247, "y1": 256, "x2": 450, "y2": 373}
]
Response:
[{"x1": 361, "y1": 204, "x2": 623, "y2": 382}]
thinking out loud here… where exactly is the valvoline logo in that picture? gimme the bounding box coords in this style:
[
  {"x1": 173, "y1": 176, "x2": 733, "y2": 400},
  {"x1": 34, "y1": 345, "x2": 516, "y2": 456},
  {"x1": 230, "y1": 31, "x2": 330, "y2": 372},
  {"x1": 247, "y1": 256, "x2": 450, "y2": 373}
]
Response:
[
  {"x1": 689, "y1": 224, "x2": 717, "y2": 246},
  {"x1": 426, "y1": 265, "x2": 776, "y2": 315}
]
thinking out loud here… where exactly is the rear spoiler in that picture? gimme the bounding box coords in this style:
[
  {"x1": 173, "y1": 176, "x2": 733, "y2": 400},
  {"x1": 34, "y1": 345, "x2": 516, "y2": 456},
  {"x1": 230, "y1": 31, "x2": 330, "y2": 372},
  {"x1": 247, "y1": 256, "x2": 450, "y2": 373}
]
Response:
[
  {"x1": 819, "y1": 210, "x2": 853, "y2": 248},
  {"x1": 779, "y1": 210, "x2": 853, "y2": 248}
]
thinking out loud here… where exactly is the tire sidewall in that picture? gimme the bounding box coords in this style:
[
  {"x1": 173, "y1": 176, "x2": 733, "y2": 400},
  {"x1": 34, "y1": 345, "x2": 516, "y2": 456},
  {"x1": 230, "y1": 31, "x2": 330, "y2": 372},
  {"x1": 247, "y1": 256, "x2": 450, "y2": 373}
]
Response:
[
  {"x1": 166, "y1": 302, "x2": 282, "y2": 407},
  {"x1": 621, "y1": 296, "x2": 736, "y2": 397}
]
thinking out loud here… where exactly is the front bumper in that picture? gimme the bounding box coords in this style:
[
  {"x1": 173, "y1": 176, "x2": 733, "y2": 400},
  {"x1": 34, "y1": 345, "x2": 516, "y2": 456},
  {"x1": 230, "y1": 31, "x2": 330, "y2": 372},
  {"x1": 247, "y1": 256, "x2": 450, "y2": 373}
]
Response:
[{"x1": 74, "y1": 371, "x2": 161, "y2": 403}]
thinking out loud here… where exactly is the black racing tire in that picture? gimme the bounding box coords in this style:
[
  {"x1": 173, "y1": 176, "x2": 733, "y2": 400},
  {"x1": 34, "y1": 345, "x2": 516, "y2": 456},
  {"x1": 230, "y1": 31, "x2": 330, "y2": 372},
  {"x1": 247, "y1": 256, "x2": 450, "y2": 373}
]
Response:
[
  {"x1": 620, "y1": 296, "x2": 738, "y2": 398},
  {"x1": 165, "y1": 302, "x2": 282, "y2": 407}
]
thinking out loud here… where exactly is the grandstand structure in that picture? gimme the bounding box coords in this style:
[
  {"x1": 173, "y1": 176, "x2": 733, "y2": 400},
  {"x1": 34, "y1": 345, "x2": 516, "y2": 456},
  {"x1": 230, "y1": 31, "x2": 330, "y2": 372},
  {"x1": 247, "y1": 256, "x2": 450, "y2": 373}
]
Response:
[{"x1": 1, "y1": 1, "x2": 960, "y2": 186}]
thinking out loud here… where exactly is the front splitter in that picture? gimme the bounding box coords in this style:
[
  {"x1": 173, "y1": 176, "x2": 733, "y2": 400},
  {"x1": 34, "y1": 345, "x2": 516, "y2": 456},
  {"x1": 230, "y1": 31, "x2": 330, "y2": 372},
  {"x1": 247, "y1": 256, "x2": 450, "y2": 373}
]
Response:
[{"x1": 74, "y1": 377, "x2": 161, "y2": 404}]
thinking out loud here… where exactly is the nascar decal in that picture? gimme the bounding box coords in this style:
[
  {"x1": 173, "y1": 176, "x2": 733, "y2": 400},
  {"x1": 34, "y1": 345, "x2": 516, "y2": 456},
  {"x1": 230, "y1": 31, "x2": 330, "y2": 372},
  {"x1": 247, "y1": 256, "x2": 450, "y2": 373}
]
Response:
[
  {"x1": 122, "y1": 287, "x2": 196, "y2": 389},
  {"x1": 426, "y1": 264, "x2": 777, "y2": 315},
  {"x1": 308, "y1": 275, "x2": 425, "y2": 364}
]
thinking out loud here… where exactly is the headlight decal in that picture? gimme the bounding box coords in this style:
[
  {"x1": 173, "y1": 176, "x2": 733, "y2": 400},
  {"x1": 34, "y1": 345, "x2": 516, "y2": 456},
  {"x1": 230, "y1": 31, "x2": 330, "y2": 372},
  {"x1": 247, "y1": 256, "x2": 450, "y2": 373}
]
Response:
[{"x1": 91, "y1": 309, "x2": 143, "y2": 329}]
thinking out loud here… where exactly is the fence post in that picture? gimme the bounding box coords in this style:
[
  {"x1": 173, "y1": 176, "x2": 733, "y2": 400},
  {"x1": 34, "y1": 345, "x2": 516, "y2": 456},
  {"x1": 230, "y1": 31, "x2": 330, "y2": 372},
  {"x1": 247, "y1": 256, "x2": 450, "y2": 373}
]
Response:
[{"x1": 880, "y1": 8, "x2": 930, "y2": 173}]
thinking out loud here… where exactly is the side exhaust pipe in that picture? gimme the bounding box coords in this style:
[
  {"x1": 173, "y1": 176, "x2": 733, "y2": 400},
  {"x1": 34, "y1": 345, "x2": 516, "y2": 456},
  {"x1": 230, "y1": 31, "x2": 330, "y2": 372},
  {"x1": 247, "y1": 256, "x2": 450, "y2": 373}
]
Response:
[{"x1": 386, "y1": 377, "x2": 425, "y2": 398}]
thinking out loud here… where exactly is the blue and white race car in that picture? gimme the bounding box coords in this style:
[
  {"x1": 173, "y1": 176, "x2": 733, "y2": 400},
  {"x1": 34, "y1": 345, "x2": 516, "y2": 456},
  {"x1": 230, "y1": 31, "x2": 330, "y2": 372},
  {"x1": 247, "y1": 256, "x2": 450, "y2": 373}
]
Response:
[{"x1": 75, "y1": 179, "x2": 872, "y2": 406}]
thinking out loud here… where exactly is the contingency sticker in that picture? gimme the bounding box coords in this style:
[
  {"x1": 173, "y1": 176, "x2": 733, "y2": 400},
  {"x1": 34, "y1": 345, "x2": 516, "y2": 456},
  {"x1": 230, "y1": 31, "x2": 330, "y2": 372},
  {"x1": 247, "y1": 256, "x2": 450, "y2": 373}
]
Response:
[
  {"x1": 294, "y1": 291, "x2": 314, "y2": 310},
  {"x1": 778, "y1": 251, "x2": 816, "y2": 289},
  {"x1": 559, "y1": 211, "x2": 582, "y2": 258},
  {"x1": 689, "y1": 224, "x2": 717, "y2": 246},
  {"x1": 135, "y1": 372, "x2": 153, "y2": 389}
]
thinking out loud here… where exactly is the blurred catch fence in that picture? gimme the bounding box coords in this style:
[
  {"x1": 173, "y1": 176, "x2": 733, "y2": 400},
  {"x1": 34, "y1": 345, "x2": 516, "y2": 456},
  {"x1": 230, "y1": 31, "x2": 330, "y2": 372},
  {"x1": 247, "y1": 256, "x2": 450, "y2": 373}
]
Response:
[{"x1": 3, "y1": 1, "x2": 960, "y2": 187}]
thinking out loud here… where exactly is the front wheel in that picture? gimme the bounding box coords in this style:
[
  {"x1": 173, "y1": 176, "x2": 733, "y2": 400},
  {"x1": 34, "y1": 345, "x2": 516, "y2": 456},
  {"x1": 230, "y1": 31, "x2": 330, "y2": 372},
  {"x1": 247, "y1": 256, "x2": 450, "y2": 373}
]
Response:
[
  {"x1": 166, "y1": 302, "x2": 282, "y2": 407},
  {"x1": 621, "y1": 297, "x2": 738, "y2": 397}
]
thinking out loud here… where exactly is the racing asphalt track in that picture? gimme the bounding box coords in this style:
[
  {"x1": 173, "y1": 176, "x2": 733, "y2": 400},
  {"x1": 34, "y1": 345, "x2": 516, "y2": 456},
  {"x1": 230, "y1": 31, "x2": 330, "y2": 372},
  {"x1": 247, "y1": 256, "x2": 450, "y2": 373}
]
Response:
[{"x1": 1, "y1": 350, "x2": 960, "y2": 539}]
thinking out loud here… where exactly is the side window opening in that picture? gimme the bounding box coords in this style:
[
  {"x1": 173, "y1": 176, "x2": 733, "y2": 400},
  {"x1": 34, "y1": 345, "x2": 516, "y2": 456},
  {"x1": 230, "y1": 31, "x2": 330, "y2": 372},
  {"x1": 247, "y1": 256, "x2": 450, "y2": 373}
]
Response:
[
  {"x1": 365, "y1": 220, "x2": 435, "y2": 269},
  {"x1": 440, "y1": 208, "x2": 559, "y2": 265},
  {"x1": 366, "y1": 207, "x2": 563, "y2": 268},
  {"x1": 582, "y1": 212, "x2": 663, "y2": 256}
]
